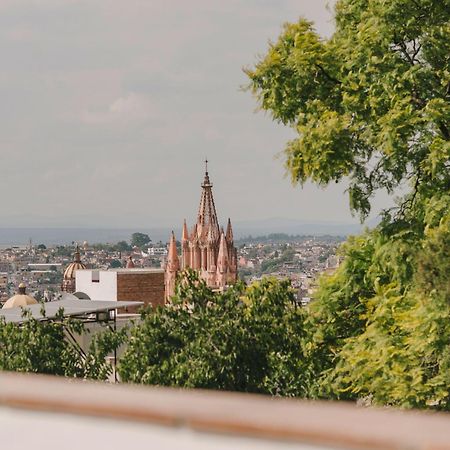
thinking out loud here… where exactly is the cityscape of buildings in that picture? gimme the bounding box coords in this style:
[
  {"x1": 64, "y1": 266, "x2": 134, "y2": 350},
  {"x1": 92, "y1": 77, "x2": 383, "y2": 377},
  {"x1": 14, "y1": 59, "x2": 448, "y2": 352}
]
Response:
[
  {"x1": 0, "y1": 1, "x2": 447, "y2": 447},
  {"x1": 0, "y1": 165, "x2": 343, "y2": 309}
]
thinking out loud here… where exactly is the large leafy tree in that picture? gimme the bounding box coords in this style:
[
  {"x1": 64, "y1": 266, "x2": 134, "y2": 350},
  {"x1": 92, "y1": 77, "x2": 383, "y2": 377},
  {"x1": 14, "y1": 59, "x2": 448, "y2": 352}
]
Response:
[
  {"x1": 131, "y1": 232, "x2": 151, "y2": 248},
  {"x1": 247, "y1": 0, "x2": 449, "y2": 409},
  {"x1": 246, "y1": 0, "x2": 449, "y2": 219},
  {"x1": 318, "y1": 194, "x2": 449, "y2": 409},
  {"x1": 119, "y1": 270, "x2": 310, "y2": 396},
  {"x1": 0, "y1": 309, "x2": 125, "y2": 380}
]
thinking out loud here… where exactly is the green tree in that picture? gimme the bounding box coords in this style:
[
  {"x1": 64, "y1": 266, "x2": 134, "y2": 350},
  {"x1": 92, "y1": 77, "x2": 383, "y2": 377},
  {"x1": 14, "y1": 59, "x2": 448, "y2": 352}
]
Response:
[
  {"x1": 115, "y1": 240, "x2": 132, "y2": 252},
  {"x1": 131, "y1": 232, "x2": 151, "y2": 248},
  {"x1": 109, "y1": 259, "x2": 122, "y2": 269},
  {"x1": 238, "y1": 267, "x2": 253, "y2": 279},
  {"x1": 247, "y1": 0, "x2": 450, "y2": 409},
  {"x1": 318, "y1": 195, "x2": 450, "y2": 409},
  {"x1": 246, "y1": 0, "x2": 449, "y2": 219},
  {"x1": 0, "y1": 309, "x2": 126, "y2": 380},
  {"x1": 118, "y1": 270, "x2": 309, "y2": 396}
]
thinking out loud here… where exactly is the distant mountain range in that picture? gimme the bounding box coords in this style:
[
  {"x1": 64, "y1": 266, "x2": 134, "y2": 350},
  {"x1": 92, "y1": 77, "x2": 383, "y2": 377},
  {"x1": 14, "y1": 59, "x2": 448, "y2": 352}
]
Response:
[
  {"x1": 233, "y1": 217, "x2": 379, "y2": 238},
  {"x1": 0, "y1": 228, "x2": 165, "y2": 247},
  {"x1": 0, "y1": 218, "x2": 380, "y2": 246}
]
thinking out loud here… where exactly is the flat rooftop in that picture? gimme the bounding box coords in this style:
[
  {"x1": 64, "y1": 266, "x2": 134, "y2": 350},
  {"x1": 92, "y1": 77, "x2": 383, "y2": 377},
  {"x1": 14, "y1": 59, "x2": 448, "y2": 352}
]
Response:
[
  {"x1": 78, "y1": 268, "x2": 163, "y2": 273},
  {"x1": 0, "y1": 298, "x2": 144, "y2": 324}
]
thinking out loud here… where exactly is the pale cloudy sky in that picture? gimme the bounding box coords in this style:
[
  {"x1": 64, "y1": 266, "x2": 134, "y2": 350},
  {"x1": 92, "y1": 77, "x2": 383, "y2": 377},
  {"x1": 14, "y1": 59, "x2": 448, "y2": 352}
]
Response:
[{"x1": 0, "y1": 0, "x2": 392, "y2": 228}]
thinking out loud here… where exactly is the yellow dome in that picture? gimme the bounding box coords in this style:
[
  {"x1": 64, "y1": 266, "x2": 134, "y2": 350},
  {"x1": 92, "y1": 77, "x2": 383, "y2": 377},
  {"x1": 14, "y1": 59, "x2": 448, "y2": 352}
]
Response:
[
  {"x1": 62, "y1": 245, "x2": 87, "y2": 293},
  {"x1": 63, "y1": 261, "x2": 87, "y2": 280},
  {"x1": 63, "y1": 245, "x2": 86, "y2": 280},
  {"x1": 3, "y1": 284, "x2": 38, "y2": 309}
]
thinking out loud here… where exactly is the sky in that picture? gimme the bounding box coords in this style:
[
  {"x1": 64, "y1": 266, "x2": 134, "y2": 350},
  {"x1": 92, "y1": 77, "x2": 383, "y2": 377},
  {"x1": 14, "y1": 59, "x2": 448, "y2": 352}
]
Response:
[{"x1": 0, "y1": 0, "x2": 393, "y2": 229}]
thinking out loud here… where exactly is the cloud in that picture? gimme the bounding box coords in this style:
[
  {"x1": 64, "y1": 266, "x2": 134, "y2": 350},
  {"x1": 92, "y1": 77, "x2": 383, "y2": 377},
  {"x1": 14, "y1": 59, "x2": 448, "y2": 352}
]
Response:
[
  {"x1": 0, "y1": 0, "x2": 384, "y2": 229},
  {"x1": 3, "y1": 25, "x2": 35, "y2": 42},
  {"x1": 81, "y1": 92, "x2": 154, "y2": 125}
]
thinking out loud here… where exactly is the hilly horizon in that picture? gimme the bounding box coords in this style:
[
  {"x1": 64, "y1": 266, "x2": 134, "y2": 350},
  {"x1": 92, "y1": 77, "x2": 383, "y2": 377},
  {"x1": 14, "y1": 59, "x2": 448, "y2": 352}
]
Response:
[{"x1": 0, "y1": 217, "x2": 379, "y2": 246}]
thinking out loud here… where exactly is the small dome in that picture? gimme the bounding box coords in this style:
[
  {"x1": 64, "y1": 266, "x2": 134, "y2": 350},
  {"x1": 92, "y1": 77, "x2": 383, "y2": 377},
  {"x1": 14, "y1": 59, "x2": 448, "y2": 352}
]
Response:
[
  {"x1": 63, "y1": 244, "x2": 87, "y2": 280},
  {"x1": 63, "y1": 261, "x2": 87, "y2": 280},
  {"x1": 3, "y1": 284, "x2": 38, "y2": 309},
  {"x1": 62, "y1": 244, "x2": 87, "y2": 293}
]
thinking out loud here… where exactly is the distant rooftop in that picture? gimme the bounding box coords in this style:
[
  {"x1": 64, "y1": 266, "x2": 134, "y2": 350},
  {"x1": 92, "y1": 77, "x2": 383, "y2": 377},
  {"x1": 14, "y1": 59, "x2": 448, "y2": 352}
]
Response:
[
  {"x1": 0, "y1": 298, "x2": 143, "y2": 324},
  {"x1": 80, "y1": 268, "x2": 164, "y2": 274},
  {"x1": 28, "y1": 263, "x2": 63, "y2": 267}
]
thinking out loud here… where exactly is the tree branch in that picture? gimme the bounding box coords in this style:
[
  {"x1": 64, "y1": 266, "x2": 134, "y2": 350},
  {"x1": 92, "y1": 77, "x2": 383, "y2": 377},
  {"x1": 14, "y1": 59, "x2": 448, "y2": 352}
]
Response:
[
  {"x1": 397, "y1": 168, "x2": 422, "y2": 217},
  {"x1": 438, "y1": 122, "x2": 449, "y2": 140},
  {"x1": 392, "y1": 36, "x2": 422, "y2": 66},
  {"x1": 315, "y1": 64, "x2": 342, "y2": 85}
]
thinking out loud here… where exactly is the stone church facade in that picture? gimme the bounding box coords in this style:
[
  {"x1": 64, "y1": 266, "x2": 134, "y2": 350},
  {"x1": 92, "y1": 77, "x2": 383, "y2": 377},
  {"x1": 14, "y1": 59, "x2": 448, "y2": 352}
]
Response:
[{"x1": 165, "y1": 164, "x2": 238, "y2": 299}]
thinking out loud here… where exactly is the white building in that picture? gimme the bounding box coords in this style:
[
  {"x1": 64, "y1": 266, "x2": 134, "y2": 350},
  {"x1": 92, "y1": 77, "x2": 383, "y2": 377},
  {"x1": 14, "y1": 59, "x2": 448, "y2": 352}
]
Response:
[
  {"x1": 148, "y1": 247, "x2": 167, "y2": 256},
  {"x1": 75, "y1": 268, "x2": 165, "y2": 312}
]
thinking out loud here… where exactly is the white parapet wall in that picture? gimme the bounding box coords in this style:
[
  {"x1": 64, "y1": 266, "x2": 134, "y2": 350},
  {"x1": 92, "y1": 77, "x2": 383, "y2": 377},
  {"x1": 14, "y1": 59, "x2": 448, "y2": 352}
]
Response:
[
  {"x1": 75, "y1": 269, "x2": 118, "y2": 301},
  {"x1": 0, "y1": 372, "x2": 449, "y2": 450}
]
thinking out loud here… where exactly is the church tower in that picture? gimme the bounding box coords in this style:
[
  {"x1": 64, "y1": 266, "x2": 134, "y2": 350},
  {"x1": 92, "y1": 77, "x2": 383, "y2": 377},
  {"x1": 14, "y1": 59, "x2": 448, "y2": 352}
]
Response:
[
  {"x1": 62, "y1": 244, "x2": 87, "y2": 293},
  {"x1": 164, "y1": 162, "x2": 238, "y2": 300},
  {"x1": 165, "y1": 231, "x2": 180, "y2": 299}
]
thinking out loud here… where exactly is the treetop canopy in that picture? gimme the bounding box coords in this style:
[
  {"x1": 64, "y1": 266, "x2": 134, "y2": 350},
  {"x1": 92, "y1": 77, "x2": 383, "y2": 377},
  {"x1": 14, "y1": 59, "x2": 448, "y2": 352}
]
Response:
[{"x1": 246, "y1": 0, "x2": 449, "y2": 219}]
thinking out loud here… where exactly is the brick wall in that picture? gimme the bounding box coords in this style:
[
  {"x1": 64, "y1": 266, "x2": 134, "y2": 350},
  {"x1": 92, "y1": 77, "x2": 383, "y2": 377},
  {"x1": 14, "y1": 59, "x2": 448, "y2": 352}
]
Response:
[{"x1": 116, "y1": 271, "x2": 165, "y2": 313}]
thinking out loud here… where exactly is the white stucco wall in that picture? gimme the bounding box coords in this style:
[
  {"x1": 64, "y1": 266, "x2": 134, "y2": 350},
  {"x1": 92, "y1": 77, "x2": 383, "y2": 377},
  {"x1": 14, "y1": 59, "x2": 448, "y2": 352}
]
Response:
[
  {"x1": 0, "y1": 407, "x2": 328, "y2": 450},
  {"x1": 75, "y1": 270, "x2": 118, "y2": 301}
]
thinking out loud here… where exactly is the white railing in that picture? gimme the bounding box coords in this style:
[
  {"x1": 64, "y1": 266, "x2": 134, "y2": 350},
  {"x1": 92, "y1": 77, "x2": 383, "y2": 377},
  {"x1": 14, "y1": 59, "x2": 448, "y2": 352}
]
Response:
[{"x1": 0, "y1": 372, "x2": 449, "y2": 450}]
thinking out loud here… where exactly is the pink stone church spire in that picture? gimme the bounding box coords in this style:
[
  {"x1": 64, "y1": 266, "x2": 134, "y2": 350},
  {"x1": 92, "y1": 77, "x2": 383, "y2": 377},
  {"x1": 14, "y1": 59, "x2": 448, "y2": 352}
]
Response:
[
  {"x1": 217, "y1": 229, "x2": 228, "y2": 269},
  {"x1": 181, "y1": 219, "x2": 190, "y2": 269},
  {"x1": 167, "y1": 231, "x2": 179, "y2": 271},
  {"x1": 164, "y1": 161, "x2": 238, "y2": 299},
  {"x1": 126, "y1": 256, "x2": 135, "y2": 268},
  {"x1": 226, "y1": 218, "x2": 234, "y2": 243},
  {"x1": 165, "y1": 231, "x2": 180, "y2": 299},
  {"x1": 196, "y1": 159, "x2": 219, "y2": 240},
  {"x1": 182, "y1": 219, "x2": 189, "y2": 241}
]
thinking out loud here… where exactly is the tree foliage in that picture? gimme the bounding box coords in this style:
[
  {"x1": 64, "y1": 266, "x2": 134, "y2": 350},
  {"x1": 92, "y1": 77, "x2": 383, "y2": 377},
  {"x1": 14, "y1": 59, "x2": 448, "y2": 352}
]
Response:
[
  {"x1": 306, "y1": 193, "x2": 450, "y2": 409},
  {"x1": 0, "y1": 308, "x2": 125, "y2": 380},
  {"x1": 109, "y1": 259, "x2": 123, "y2": 269},
  {"x1": 131, "y1": 232, "x2": 151, "y2": 248},
  {"x1": 246, "y1": 0, "x2": 449, "y2": 219},
  {"x1": 0, "y1": 0, "x2": 448, "y2": 411},
  {"x1": 246, "y1": 0, "x2": 449, "y2": 409},
  {"x1": 119, "y1": 270, "x2": 309, "y2": 396},
  {"x1": 116, "y1": 240, "x2": 132, "y2": 252}
]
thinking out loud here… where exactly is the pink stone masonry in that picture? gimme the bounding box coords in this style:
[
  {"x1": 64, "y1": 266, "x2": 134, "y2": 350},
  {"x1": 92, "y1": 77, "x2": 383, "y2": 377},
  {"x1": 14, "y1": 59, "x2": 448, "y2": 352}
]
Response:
[{"x1": 164, "y1": 165, "x2": 238, "y2": 299}]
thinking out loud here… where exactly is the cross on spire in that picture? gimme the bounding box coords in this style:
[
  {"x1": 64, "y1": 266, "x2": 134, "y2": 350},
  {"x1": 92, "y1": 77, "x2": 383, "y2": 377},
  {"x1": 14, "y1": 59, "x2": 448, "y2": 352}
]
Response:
[{"x1": 202, "y1": 158, "x2": 212, "y2": 188}]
